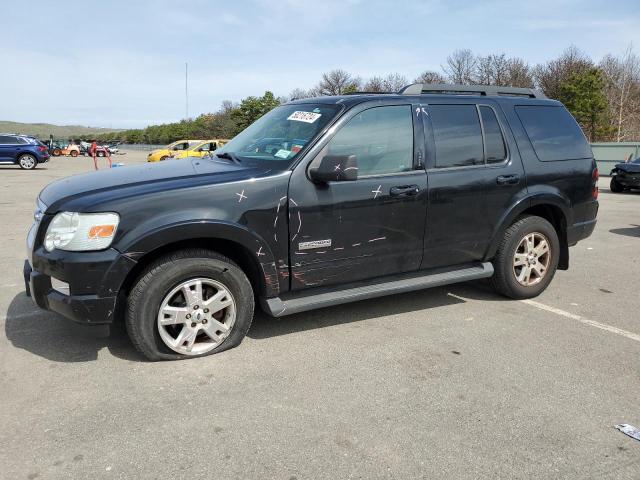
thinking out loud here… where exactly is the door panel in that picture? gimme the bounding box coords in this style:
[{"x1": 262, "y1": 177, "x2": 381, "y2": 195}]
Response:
[
  {"x1": 421, "y1": 102, "x2": 525, "y2": 269},
  {"x1": 0, "y1": 135, "x2": 19, "y2": 162},
  {"x1": 287, "y1": 103, "x2": 428, "y2": 290}
]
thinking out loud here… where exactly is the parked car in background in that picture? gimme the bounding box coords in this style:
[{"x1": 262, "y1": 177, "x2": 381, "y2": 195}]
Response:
[
  {"x1": 0, "y1": 133, "x2": 50, "y2": 169},
  {"x1": 24, "y1": 83, "x2": 598, "y2": 360},
  {"x1": 171, "y1": 139, "x2": 229, "y2": 159},
  {"x1": 147, "y1": 140, "x2": 203, "y2": 162},
  {"x1": 57, "y1": 143, "x2": 81, "y2": 157},
  {"x1": 610, "y1": 157, "x2": 640, "y2": 192}
]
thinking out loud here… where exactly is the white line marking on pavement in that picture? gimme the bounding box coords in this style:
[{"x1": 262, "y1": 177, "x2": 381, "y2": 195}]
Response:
[{"x1": 522, "y1": 299, "x2": 640, "y2": 343}]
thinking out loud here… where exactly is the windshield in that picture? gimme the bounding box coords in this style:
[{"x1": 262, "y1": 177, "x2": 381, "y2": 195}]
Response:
[{"x1": 216, "y1": 103, "x2": 341, "y2": 168}]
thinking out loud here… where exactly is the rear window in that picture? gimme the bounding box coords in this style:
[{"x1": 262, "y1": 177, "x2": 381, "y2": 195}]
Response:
[{"x1": 515, "y1": 105, "x2": 591, "y2": 161}]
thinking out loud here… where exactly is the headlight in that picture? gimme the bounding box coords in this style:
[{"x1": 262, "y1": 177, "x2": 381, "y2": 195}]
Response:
[{"x1": 44, "y1": 212, "x2": 119, "y2": 252}]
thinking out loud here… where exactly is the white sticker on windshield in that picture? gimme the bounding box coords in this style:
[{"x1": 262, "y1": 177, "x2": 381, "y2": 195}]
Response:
[
  {"x1": 287, "y1": 111, "x2": 322, "y2": 123},
  {"x1": 274, "y1": 149, "x2": 291, "y2": 159}
]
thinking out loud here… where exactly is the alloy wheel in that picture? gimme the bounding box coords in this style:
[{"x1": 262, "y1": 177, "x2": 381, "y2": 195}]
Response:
[
  {"x1": 157, "y1": 278, "x2": 236, "y2": 356},
  {"x1": 512, "y1": 232, "x2": 551, "y2": 287}
]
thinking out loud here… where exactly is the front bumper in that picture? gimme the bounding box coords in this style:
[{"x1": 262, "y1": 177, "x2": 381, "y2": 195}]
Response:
[
  {"x1": 24, "y1": 260, "x2": 118, "y2": 324},
  {"x1": 24, "y1": 248, "x2": 137, "y2": 325}
]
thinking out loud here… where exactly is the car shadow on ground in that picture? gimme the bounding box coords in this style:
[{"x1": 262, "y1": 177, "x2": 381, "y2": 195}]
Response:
[
  {"x1": 609, "y1": 224, "x2": 640, "y2": 238},
  {"x1": 247, "y1": 280, "x2": 504, "y2": 340},
  {"x1": 5, "y1": 280, "x2": 504, "y2": 362},
  {"x1": 4, "y1": 292, "x2": 144, "y2": 363}
]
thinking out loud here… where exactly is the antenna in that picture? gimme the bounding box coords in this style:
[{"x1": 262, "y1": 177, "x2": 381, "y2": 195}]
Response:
[{"x1": 185, "y1": 62, "x2": 189, "y2": 120}]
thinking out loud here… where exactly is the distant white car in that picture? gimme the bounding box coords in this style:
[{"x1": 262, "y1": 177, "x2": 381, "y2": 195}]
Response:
[{"x1": 105, "y1": 145, "x2": 119, "y2": 154}]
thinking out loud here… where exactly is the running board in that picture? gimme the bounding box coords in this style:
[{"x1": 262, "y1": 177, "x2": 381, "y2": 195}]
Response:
[{"x1": 261, "y1": 262, "x2": 494, "y2": 317}]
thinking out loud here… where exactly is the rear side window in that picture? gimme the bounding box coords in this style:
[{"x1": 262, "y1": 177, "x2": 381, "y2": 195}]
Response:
[
  {"x1": 479, "y1": 106, "x2": 506, "y2": 163},
  {"x1": 429, "y1": 105, "x2": 484, "y2": 168},
  {"x1": 0, "y1": 135, "x2": 19, "y2": 144},
  {"x1": 516, "y1": 105, "x2": 591, "y2": 161}
]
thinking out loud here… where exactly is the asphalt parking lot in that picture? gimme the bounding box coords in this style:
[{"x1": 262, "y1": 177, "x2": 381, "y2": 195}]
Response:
[{"x1": 1, "y1": 151, "x2": 639, "y2": 479}]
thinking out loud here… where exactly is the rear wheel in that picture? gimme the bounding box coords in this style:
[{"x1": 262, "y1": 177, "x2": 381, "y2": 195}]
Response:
[
  {"x1": 610, "y1": 177, "x2": 624, "y2": 193},
  {"x1": 52, "y1": 149, "x2": 61, "y2": 156},
  {"x1": 97, "y1": 151, "x2": 105, "y2": 157},
  {"x1": 70, "y1": 150, "x2": 78, "y2": 157},
  {"x1": 491, "y1": 216, "x2": 559, "y2": 299},
  {"x1": 18, "y1": 154, "x2": 37, "y2": 170},
  {"x1": 126, "y1": 249, "x2": 254, "y2": 361},
  {"x1": 160, "y1": 155, "x2": 168, "y2": 161}
]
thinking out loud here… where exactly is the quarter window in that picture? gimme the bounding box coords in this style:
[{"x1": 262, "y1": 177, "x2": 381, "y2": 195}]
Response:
[
  {"x1": 515, "y1": 105, "x2": 591, "y2": 161},
  {"x1": 325, "y1": 105, "x2": 414, "y2": 176},
  {"x1": 479, "y1": 106, "x2": 506, "y2": 163},
  {"x1": 430, "y1": 105, "x2": 484, "y2": 168}
]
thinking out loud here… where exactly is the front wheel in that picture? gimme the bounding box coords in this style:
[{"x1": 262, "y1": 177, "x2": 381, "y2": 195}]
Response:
[
  {"x1": 610, "y1": 177, "x2": 624, "y2": 193},
  {"x1": 491, "y1": 216, "x2": 560, "y2": 299},
  {"x1": 125, "y1": 249, "x2": 254, "y2": 361},
  {"x1": 18, "y1": 154, "x2": 37, "y2": 170}
]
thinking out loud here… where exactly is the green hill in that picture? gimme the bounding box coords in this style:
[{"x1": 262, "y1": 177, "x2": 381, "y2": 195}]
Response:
[{"x1": 0, "y1": 121, "x2": 122, "y2": 139}]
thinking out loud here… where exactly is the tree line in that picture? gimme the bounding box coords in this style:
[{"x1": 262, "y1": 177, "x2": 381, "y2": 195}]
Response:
[{"x1": 97, "y1": 45, "x2": 640, "y2": 145}]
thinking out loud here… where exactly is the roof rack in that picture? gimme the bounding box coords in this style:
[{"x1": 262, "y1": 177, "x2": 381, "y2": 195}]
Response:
[{"x1": 398, "y1": 83, "x2": 546, "y2": 99}]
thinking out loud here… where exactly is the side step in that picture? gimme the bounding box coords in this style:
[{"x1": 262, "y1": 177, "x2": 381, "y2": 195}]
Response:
[{"x1": 261, "y1": 262, "x2": 494, "y2": 317}]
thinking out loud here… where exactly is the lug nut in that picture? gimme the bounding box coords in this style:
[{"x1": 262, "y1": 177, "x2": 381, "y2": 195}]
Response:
[
  {"x1": 202, "y1": 319, "x2": 208, "y2": 324},
  {"x1": 186, "y1": 314, "x2": 191, "y2": 319},
  {"x1": 194, "y1": 305, "x2": 199, "y2": 310},
  {"x1": 203, "y1": 308, "x2": 209, "y2": 313},
  {"x1": 191, "y1": 322, "x2": 197, "y2": 328}
]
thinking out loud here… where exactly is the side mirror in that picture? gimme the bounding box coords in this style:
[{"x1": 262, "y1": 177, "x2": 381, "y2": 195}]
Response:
[{"x1": 309, "y1": 154, "x2": 358, "y2": 183}]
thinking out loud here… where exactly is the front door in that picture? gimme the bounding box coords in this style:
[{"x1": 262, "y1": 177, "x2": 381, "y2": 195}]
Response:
[{"x1": 287, "y1": 103, "x2": 428, "y2": 290}]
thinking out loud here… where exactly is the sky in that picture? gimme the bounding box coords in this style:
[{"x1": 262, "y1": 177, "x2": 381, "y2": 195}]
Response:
[{"x1": 1, "y1": 0, "x2": 638, "y2": 129}]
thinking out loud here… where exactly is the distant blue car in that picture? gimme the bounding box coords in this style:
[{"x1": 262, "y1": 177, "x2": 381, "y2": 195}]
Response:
[{"x1": 0, "y1": 133, "x2": 50, "y2": 170}]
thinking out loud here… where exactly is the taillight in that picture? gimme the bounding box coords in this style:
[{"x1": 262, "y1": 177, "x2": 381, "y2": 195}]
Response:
[
  {"x1": 592, "y1": 167, "x2": 599, "y2": 199},
  {"x1": 38, "y1": 146, "x2": 47, "y2": 152}
]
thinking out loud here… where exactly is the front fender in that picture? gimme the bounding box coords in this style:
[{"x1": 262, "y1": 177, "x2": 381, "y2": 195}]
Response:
[{"x1": 118, "y1": 220, "x2": 280, "y2": 297}]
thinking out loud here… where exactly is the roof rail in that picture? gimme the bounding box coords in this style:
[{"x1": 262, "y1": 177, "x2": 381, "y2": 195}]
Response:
[{"x1": 398, "y1": 83, "x2": 546, "y2": 99}]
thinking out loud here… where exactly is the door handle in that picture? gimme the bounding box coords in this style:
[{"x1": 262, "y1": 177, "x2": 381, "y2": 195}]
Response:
[
  {"x1": 496, "y1": 174, "x2": 520, "y2": 185},
  {"x1": 389, "y1": 185, "x2": 419, "y2": 197}
]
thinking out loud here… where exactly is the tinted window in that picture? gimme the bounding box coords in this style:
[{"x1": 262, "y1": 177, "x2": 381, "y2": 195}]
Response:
[
  {"x1": 0, "y1": 135, "x2": 19, "y2": 144},
  {"x1": 430, "y1": 105, "x2": 483, "y2": 168},
  {"x1": 516, "y1": 105, "x2": 591, "y2": 161},
  {"x1": 326, "y1": 105, "x2": 413, "y2": 176},
  {"x1": 479, "y1": 106, "x2": 506, "y2": 163}
]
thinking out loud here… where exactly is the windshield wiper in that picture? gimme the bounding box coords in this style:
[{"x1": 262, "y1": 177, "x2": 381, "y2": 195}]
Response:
[{"x1": 214, "y1": 152, "x2": 241, "y2": 164}]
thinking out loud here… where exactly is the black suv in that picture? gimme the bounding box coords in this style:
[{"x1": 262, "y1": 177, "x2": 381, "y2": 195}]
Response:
[{"x1": 24, "y1": 84, "x2": 599, "y2": 361}]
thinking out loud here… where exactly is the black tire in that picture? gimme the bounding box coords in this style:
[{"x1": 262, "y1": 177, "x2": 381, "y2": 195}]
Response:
[
  {"x1": 70, "y1": 150, "x2": 78, "y2": 157},
  {"x1": 97, "y1": 151, "x2": 105, "y2": 157},
  {"x1": 159, "y1": 155, "x2": 168, "y2": 161},
  {"x1": 126, "y1": 249, "x2": 254, "y2": 361},
  {"x1": 610, "y1": 177, "x2": 624, "y2": 193},
  {"x1": 52, "y1": 149, "x2": 61, "y2": 156},
  {"x1": 18, "y1": 154, "x2": 37, "y2": 170},
  {"x1": 491, "y1": 216, "x2": 560, "y2": 299}
]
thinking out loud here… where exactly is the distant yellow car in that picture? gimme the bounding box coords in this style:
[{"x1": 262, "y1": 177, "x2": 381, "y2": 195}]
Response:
[
  {"x1": 171, "y1": 139, "x2": 230, "y2": 159},
  {"x1": 147, "y1": 140, "x2": 203, "y2": 162}
]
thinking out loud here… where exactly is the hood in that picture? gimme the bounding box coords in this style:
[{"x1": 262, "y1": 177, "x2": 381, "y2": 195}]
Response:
[
  {"x1": 615, "y1": 162, "x2": 640, "y2": 173},
  {"x1": 39, "y1": 157, "x2": 267, "y2": 212}
]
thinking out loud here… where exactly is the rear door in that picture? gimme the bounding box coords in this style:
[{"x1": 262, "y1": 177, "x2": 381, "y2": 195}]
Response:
[
  {"x1": 0, "y1": 135, "x2": 20, "y2": 163},
  {"x1": 287, "y1": 102, "x2": 428, "y2": 290},
  {"x1": 421, "y1": 101, "x2": 525, "y2": 269}
]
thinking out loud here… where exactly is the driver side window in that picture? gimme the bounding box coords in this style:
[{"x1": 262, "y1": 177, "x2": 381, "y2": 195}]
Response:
[{"x1": 326, "y1": 105, "x2": 414, "y2": 176}]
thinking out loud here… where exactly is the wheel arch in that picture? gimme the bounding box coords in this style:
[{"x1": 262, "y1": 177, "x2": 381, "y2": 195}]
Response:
[
  {"x1": 485, "y1": 194, "x2": 570, "y2": 270},
  {"x1": 113, "y1": 222, "x2": 279, "y2": 322}
]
